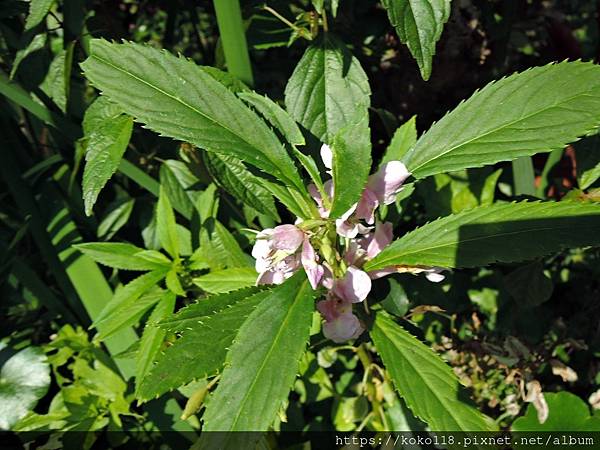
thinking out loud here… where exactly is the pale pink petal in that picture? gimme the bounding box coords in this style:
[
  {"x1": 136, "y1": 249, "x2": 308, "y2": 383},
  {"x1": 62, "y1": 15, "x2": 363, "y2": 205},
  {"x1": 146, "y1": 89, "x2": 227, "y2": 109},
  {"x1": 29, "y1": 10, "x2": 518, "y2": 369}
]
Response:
[
  {"x1": 272, "y1": 224, "x2": 304, "y2": 252},
  {"x1": 425, "y1": 268, "x2": 446, "y2": 283},
  {"x1": 366, "y1": 222, "x2": 393, "y2": 259},
  {"x1": 301, "y1": 239, "x2": 324, "y2": 289},
  {"x1": 322, "y1": 312, "x2": 364, "y2": 343},
  {"x1": 308, "y1": 181, "x2": 333, "y2": 219},
  {"x1": 333, "y1": 266, "x2": 372, "y2": 303},
  {"x1": 355, "y1": 188, "x2": 379, "y2": 224},
  {"x1": 335, "y1": 219, "x2": 359, "y2": 238},
  {"x1": 321, "y1": 264, "x2": 334, "y2": 289},
  {"x1": 368, "y1": 267, "x2": 397, "y2": 279},
  {"x1": 257, "y1": 269, "x2": 286, "y2": 285},
  {"x1": 367, "y1": 161, "x2": 411, "y2": 205},
  {"x1": 320, "y1": 144, "x2": 333, "y2": 170}
]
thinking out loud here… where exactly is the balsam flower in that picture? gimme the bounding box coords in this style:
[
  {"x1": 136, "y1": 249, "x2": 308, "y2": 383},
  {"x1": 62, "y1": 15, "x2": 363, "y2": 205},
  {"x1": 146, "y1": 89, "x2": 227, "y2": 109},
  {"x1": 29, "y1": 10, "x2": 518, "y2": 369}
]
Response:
[{"x1": 317, "y1": 297, "x2": 364, "y2": 343}]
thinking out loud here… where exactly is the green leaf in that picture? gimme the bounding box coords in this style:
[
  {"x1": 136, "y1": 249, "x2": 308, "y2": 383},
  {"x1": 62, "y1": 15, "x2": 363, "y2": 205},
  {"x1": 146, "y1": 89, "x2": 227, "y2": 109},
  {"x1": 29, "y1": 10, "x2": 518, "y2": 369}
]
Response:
[
  {"x1": 165, "y1": 268, "x2": 185, "y2": 296},
  {"x1": 238, "y1": 92, "x2": 305, "y2": 145},
  {"x1": 504, "y1": 261, "x2": 553, "y2": 307},
  {"x1": 403, "y1": 62, "x2": 600, "y2": 179},
  {"x1": 135, "y1": 291, "x2": 176, "y2": 395},
  {"x1": 512, "y1": 392, "x2": 600, "y2": 431},
  {"x1": 159, "y1": 160, "x2": 200, "y2": 219},
  {"x1": 370, "y1": 312, "x2": 496, "y2": 431},
  {"x1": 380, "y1": 115, "x2": 416, "y2": 167},
  {"x1": 200, "y1": 272, "x2": 315, "y2": 439},
  {"x1": 157, "y1": 186, "x2": 180, "y2": 259},
  {"x1": 75, "y1": 242, "x2": 169, "y2": 271},
  {"x1": 365, "y1": 201, "x2": 600, "y2": 271},
  {"x1": 193, "y1": 267, "x2": 257, "y2": 294},
  {"x1": 196, "y1": 218, "x2": 253, "y2": 270},
  {"x1": 137, "y1": 288, "x2": 268, "y2": 400},
  {"x1": 40, "y1": 48, "x2": 69, "y2": 112},
  {"x1": 82, "y1": 98, "x2": 133, "y2": 216},
  {"x1": 81, "y1": 39, "x2": 303, "y2": 190},
  {"x1": 330, "y1": 113, "x2": 372, "y2": 217},
  {"x1": 97, "y1": 198, "x2": 135, "y2": 240},
  {"x1": 575, "y1": 133, "x2": 600, "y2": 190},
  {"x1": 25, "y1": 0, "x2": 55, "y2": 30},
  {"x1": 284, "y1": 34, "x2": 370, "y2": 144},
  {"x1": 93, "y1": 270, "x2": 169, "y2": 340},
  {"x1": 0, "y1": 345, "x2": 50, "y2": 430},
  {"x1": 203, "y1": 153, "x2": 279, "y2": 220},
  {"x1": 381, "y1": 0, "x2": 451, "y2": 80},
  {"x1": 10, "y1": 33, "x2": 47, "y2": 79}
]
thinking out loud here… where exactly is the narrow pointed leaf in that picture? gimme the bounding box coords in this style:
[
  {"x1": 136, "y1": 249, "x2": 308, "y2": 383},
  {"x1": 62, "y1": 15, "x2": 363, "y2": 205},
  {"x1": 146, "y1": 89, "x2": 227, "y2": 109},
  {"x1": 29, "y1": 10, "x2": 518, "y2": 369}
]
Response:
[
  {"x1": 403, "y1": 62, "x2": 600, "y2": 179},
  {"x1": 193, "y1": 267, "x2": 257, "y2": 294},
  {"x1": 75, "y1": 242, "x2": 170, "y2": 271},
  {"x1": 371, "y1": 312, "x2": 497, "y2": 431},
  {"x1": 157, "y1": 187, "x2": 180, "y2": 259},
  {"x1": 25, "y1": 0, "x2": 55, "y2": 30},
  {"x1": 381, "y1": 0, "x2": 451, "y2": 80},
  {"x1": 285, "y1": 34, "x2": 370, "y2": 144},
  {"x1": 137, "y1": 288, "x2": 268, "y2": 400},
  {"x1": 200, "y1": 272, "x2": 315, "y2": 440},
  {"x1": 365, "y1": 201, "x2": 600, "y2": 271},
  {"x1": 380, "y1": 115, "x2": 417, "y2": 166},
  {"x1": 81, "y1": 39, "x2": 303, "y2": 190}
]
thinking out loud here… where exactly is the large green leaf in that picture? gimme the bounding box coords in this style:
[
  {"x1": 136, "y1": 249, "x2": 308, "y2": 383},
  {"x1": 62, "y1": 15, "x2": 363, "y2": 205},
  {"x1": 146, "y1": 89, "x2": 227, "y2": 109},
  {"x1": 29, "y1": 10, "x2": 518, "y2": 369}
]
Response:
[
  {"x1": 136, "y1": 287, "x2": 267, "y2": 401},
  {"x1": 403, "y1": 62, "x2": 600, "y2": 179},
  {"x1": 365, "y1": 201, "x2": 600, "y2": 271},
  {"x1": 284, "y1": 34, "x2": 370, "y2": 144},
  {"x1": 81, "y1": 39, "x2": 303, "y2": 190},
  {"x1": 81, "y1": 97, "x2": 133, "y2": 216},
  {"x1": 381, "y1": 0, "x2": 451, "y2": 80},
  {"x1": 330, "y1": 114, "x2": 372, "y2": 217},
  {"x1": 370, "y1": 312, "x2": 496, "y2": 431},
  {"x1": 200, "y1": 272, "x2": 315, "y2": 441},
  {"x1": 203, "y1": 153, "x2": 279, "y2": 220},
  {"x1": 196, "y1": 218, "x2": 253, "y2": 270},
  {"x1": 159, "y1": 160, "x2": 200, "y2": 219},
  {"x1": 0, "y1": 345, "x2": 50, "y2": 430},
  {"x1": 74, "y1": 242, "x2": 170, "y2": 271}
]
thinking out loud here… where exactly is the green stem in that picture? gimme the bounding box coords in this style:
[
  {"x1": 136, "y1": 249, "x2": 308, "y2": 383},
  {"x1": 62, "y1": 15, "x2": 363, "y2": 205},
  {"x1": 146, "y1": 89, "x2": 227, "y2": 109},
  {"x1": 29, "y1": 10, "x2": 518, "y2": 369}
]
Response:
[
  {"x1": 536, "y1": 149, "x2": 563, "y2": 198},
  {"x1": 213, "y1": 0, "x2": 254, "y2": 86}
]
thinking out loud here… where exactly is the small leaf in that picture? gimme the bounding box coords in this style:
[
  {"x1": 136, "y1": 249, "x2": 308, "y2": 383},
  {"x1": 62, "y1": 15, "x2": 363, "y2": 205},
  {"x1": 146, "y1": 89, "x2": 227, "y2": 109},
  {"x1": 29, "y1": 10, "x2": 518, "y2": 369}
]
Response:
[
  {"x1": 238, "y1": 92, "x2": 305, "y2": 145},
  {"x1": 135, "y1": 291, "x2": 176, "y2": 395},
  {"x1": 365, "y1": 201, "x2": 600, "y2": 271},
  {"x1": 82, "y1": 98, "x2": 133, "y2": 216},
  {"x1": 285, "y1": 34, "x2": 370, "y2": 144},
  {"x1": 371, "y1": 311, "x2": 496, "y2": 431},
  {"x1": 403, "y1": 62, "x2": 600, "y2": 179},
  {"x1": 97, "y1": 198, "x2": 135, "y2": 240},
  {"x1": 380, "y1": 115, "x2": 416, "y2": 166},
  {"x1": 157, "y1": 187, "x2": 180, "y2": 259},
  {"x1": 200, "y1": 272, "x2": 316, "y2": 441},
  {"x1": 137, "y1": 288, "x2": 268, "y2": 400},
  {"x1": 93, "y1": 271, "x2": 169, "y2": 340},
  {"x1": 81, "y1": 39, "x2": 303, "y2": 190},
  {"x1": 381, "y1": 0, "x2": 451, "y2": 80},
  {"x1": 10, "y1": 33, "x2": 47, "y2": 79},
  {"x1": 330, "y1": 113, "x2": 372, "y2": 217},
  {"x1": 165, "y1": 268, "x2": 185, "y2": 296},
  {"x1": 25, "y1": 0, "x2": 55, "y2": 30},
  {"x1": 0, "y1": 345, "x2": 50, "y2": 430},
  {"x1": 193, "y1": 267, "x2": 257, "y2": 294},
  {"x1": 75, "y1": 242, "x2": 167, "y2": 271},
  {"x1": 203, "y1": 153, "x2": 279, "y2": 220},
  {"x1": 575, "y1": 133, "x2": 600, "y2": 190},
  {"x1": 159, "y1": 160, "x2": 200, "y2": 219},
  {"x1": 195, "y1": 218, "x2": 253, "y2": 270}
]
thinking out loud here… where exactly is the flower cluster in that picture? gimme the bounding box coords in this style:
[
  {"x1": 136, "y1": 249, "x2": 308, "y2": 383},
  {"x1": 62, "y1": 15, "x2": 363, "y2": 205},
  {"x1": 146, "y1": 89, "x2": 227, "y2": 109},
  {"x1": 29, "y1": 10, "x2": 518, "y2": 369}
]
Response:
[{"x1": 252, "y1": 145, "x2": 445, "y2": 343}]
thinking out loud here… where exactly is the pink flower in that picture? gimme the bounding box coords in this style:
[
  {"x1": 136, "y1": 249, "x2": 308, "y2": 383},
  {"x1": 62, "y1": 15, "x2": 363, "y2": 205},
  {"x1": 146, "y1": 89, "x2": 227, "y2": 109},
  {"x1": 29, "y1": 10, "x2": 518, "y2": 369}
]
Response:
[
  {"x1": 252, "y1": 224, "x2": 305, "y2": 285},
  {"x1": 308, "y1": 180, "x2": 334, "y2": 219},
  {"x1": 271, "y1": 224, "x2": 305, "y2": 252},
  {"x1": 317, "y1": 297, "x2": 364, "y2": 343},
  {"x1": 256, "y1": 254, "x2": 301, "y2": 285},
  {"x1": 333, "y1": 266, "x2": 372, "y2": 303},
  {"x1": 301, "y1": 238, "x2": 324, "y2": 290}
]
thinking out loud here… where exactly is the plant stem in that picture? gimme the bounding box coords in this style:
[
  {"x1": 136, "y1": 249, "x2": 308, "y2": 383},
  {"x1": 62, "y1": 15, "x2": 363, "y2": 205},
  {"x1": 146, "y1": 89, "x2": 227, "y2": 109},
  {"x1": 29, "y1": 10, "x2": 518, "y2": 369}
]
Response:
[
  {"x1": 213, "y1": 0, "x2": 254, "y2": 86},
  {"x1": 512, "y1": 156, "x2": 536, "y2": 196}
]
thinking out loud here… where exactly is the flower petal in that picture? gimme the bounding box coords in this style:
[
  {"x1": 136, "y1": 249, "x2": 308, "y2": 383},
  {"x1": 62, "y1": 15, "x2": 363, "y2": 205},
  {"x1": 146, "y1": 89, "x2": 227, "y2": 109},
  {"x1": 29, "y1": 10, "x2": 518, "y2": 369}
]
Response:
[
  {"x1": 320, "y1": 144, "x2": 333, "y2": 170},
  {"x1": 333, "y1": 266, "x2": 372, "y2": 303},
  {"x1": 301, "y1": 239, "x2": 324, "y2": 289},
  {"x1": 367, "y1": 161, "x2": 411, "y2": 205},
  {"x1": 366, "y1": 222, "x2": 393, "y2": 259},
  {"x1": 322, "y1": 312, "x2": 364, "y2": 343},
  {"x1": 272, "y1": 224, "x2": 305, "y2": 252}
]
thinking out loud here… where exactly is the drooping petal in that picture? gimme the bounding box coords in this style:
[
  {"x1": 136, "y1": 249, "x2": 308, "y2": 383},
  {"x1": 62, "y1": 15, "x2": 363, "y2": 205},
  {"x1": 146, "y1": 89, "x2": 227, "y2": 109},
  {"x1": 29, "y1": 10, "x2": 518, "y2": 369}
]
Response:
[
  {"x1": 366, "y1": 221, "x2": 394, "y2": 259},
  {"x1": 271, "y1": 224, "x2": 305, "y2": 252},
  {"x1": 333, "y1": 266, "x2": 372, "y2": 303},
  {"x1": 367, "y1": 161, "x2": 411, "y2": 205},
  {"x1": 301, "y1": 238, "x2": 324, "y2": 289},
  {"x1": 321, "y1": 264, "x2": 334, "y2": 289},
  {"x1": 320, "y1": 144, "x2": 333, "y2": 170},
  {"x1": 354, "y1": 188, "x2": 379, "y2": 224},
  {"x1": 424, "y1": 268, "x2": 446, "y2": 283},
  {"x1": 335, "y1": 219, "x2": 359, "y2": 238},
  {"x1": 322, "y1": 312, "x2": 364, "y2": 343}
]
